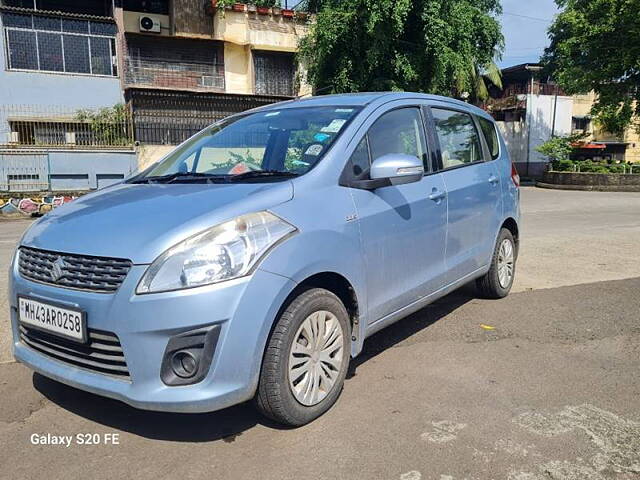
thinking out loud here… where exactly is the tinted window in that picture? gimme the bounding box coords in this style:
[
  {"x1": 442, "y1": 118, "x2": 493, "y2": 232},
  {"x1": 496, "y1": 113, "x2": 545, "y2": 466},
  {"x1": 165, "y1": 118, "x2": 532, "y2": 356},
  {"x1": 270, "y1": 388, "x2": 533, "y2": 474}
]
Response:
[
  {"x1": 2, "y1": 13, "x2": 117, "y2": 76},
  {"x1": 6, "y1": 29, "x2": 37, "y2": 70},
  {"x1": 37, "y1": 32, "x2": 63, "y2": 72},
  {"x1": 63, "y1": 35, "x2": 90, "y2": 73},
  {"x1": 478, "y1": 116, "x2": 499, "y2": 159},
  {"x1": 368, "y1": 108, "x2": 426, "y2": 164},
  {"x1": 432, "y1": 108, "x2": 483, "y2": 169},
  {"x1": 90, "y1": 36, "x2": 112, "y2": 75}
]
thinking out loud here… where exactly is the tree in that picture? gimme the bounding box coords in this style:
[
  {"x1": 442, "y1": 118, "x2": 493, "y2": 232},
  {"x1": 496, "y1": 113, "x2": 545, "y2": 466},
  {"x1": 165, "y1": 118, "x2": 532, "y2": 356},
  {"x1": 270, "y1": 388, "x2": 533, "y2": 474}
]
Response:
[
  {"x1": 535, "y1": 132, "x2": 587, "y2": 170},
  {"x1": 543, "y1": 0, "x2": 640, "y2": 135},
  {"x1": 297, "y1": 0, "x2": 503, "y2": 101}
]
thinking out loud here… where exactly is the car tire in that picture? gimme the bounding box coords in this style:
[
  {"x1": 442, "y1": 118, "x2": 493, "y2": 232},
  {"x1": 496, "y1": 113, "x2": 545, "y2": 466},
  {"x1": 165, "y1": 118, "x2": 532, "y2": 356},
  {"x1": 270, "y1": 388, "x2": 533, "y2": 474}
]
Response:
[
  {"x1": 476, "y1": 228, "x2": 517, "y2": 299},
  {"x1": 255, "y1": 288, "x2": 351, "y2": 426}
]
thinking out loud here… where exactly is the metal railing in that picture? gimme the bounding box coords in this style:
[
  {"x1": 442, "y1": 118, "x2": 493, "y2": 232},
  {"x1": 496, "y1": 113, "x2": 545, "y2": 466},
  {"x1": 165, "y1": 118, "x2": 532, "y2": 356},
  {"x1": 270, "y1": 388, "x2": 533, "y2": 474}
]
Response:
[
  {"x1": 0, "y1": 104, "x2": 134, "y2": 149},
  {"x1": 124, "y1": 58, "x2": 225, "y2": 92}
]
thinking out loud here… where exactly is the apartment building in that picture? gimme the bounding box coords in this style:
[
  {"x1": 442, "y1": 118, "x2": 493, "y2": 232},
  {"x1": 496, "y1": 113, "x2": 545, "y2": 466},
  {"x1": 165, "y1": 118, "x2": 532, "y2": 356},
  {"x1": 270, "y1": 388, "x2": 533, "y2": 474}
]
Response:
[
  {"x1": 117, "y1": 0, "x2": 311, "y2": 165},
  {"x1": 0, "y1": 0, "x2": 310, "y2": 191},
  {"x1": 0, "y1": 0, "x2": 137, "y2": 191},
  {"x1": 571, "y1": 92, "x2": 640, "y2": 164}
]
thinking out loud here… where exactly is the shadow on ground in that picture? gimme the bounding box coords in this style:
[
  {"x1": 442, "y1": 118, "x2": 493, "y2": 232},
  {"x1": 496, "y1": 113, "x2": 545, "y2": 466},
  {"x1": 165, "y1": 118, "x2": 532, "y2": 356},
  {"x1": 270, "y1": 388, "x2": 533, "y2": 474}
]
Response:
[{"x1": 33, "y1": 283, "x2": 477, "y2": 443}]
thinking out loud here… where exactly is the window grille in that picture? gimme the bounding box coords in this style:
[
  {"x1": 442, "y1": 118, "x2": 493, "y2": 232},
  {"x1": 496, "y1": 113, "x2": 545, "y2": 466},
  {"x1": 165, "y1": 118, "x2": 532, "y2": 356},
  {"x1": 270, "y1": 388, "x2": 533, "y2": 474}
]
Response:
[
  {"x1": 253, "y1": 51, "x2": 295, "y2": 97},
  {"x1": 2, "y1": 12, "x2": 117, "y2": 76},
  {"x1": 1, "y1": 105, "x2": 133, "y2": 149},
  {"x1": 124, "y1": 35, "x2": 224, "y2": 91}
]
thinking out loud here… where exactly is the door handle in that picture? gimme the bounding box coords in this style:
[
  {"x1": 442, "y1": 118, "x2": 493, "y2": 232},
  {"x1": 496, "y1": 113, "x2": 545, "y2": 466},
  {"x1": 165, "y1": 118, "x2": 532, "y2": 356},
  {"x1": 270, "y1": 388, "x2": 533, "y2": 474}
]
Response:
[
  {"x1": 489, "y1": 175, "x2": 499, "y2": 185},
  {"x1": 428, "y1": 189, "x2": 446, "y2": 202}
]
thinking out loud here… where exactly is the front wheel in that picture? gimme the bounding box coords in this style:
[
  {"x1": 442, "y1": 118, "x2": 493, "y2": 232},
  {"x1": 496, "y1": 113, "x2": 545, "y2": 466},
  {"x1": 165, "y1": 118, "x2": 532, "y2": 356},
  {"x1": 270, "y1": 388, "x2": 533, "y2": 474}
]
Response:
[
  {"x1": 476, "y1": 228, "x2": 517, "y2": 299},
  {"x1": 255, "y1": 288, "x2": 350, "y2": 426}
]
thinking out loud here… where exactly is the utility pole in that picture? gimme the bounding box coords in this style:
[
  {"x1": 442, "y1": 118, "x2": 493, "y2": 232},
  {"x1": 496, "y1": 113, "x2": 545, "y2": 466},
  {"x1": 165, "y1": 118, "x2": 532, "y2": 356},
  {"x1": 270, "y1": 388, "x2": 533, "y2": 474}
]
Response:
[{"x1": 550, "y1": 83, "x2": 559, "y2": 138}]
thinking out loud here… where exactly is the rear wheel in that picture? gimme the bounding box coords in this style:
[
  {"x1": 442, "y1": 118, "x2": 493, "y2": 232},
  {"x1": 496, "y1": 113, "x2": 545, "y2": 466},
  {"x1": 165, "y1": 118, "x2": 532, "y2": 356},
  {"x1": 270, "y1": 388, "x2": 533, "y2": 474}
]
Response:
[
  {"x1": 476, "y1": 228, "x2": 517, "y2": 299},
  {"x1": 255, "y1": 288, "x2": 350, "y2": 426}
]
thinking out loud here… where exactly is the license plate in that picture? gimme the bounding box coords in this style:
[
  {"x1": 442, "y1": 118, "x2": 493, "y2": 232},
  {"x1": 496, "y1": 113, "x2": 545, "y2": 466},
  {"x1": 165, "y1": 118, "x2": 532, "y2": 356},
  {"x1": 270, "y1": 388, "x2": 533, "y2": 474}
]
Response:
[{"x1": 18, "y1": 296, "x2": 87, "y2": 343}]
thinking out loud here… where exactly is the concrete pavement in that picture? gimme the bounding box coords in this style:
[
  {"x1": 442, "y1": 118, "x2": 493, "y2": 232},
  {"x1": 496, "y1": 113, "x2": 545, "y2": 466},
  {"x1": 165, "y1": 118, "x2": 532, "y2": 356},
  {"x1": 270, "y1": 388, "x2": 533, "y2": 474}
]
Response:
[{"x1": 0, "y1": 187, "x2": 639, "y2": 479}]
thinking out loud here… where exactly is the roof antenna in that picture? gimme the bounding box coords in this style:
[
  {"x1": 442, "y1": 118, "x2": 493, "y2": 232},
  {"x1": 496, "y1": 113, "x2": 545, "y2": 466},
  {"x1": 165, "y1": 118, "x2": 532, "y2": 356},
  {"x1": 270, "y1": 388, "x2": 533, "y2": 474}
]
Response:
[{"x1": 296, "y1": 84, "x2": 334, "y2": 100}]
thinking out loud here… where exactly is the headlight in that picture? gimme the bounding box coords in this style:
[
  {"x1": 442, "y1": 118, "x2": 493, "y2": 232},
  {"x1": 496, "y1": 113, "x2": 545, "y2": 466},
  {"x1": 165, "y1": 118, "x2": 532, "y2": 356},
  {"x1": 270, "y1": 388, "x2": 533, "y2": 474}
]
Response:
[{"x1": 137, "y1": 211, "x2": 296, "y2": 294}]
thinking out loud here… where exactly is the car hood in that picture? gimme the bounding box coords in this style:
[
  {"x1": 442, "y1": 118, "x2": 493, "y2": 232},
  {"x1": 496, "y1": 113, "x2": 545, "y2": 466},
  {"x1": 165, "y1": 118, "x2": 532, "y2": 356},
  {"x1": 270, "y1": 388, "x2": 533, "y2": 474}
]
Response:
[{"x1": 21, "y1": 181, "x2": 294, "y2": 264}]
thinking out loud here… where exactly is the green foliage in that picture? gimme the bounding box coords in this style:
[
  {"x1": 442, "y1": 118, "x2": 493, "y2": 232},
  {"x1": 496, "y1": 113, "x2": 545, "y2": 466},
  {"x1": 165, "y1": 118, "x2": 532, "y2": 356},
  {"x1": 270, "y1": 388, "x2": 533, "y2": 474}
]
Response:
[
  {"x1": 549, "y1": 158, "x2": 637, "y2": 174},
  {"x1": 543, "y1": 0, "x2": 640, "y2": 135},
  {"x1": 216, "y1": 0, "x2": 281, "y2": 8},
  {"x1": 535, "y1": 133, "x2": 585, "y2": 163},
  {"x1": 551, "y1": 158, "x2": 575, "y2": 172},
  {"x1": 298, "y1": 0, "x2": 503, "y2": 101},
  {"x1": 75, "y1": 104, "x2": 132, "y2": 146}
]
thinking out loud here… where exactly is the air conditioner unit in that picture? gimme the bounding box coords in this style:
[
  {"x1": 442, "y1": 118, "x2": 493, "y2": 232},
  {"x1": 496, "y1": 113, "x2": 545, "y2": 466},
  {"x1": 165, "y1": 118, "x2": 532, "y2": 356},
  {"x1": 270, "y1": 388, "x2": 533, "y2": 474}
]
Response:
[
  {"x1": 139, "y1": 15, "x2": 161, "y2": 33},
  {"x1": 201, "y1": 76, "x2": 217, "y2": 87}
]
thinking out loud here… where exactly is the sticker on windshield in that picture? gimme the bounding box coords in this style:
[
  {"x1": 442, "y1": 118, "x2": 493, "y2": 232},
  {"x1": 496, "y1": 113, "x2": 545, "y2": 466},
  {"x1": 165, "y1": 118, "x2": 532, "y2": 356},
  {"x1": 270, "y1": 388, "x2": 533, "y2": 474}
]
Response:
[
  {"x1": 321, "y1": 119, "x2": 347, "y2": 133},
  {"x1": 265, "y1": 111, "x2": 280, "y2": 117},
  {"x1": 305, "y1": 144, "x2": 324, "y2": 156},
  {"x1": 335, "y1": 108, "x2": 354, "y2": 113},
  {"x1": 314, "y1": 133, "x2": 330, "y2": 142}
]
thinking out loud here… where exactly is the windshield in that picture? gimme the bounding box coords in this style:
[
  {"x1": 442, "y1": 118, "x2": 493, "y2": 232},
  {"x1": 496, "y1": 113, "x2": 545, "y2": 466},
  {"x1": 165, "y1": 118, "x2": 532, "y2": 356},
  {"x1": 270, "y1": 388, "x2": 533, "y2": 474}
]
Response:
[{"x1": 133, "y1": 106, "x2": 361, "y2": 182}]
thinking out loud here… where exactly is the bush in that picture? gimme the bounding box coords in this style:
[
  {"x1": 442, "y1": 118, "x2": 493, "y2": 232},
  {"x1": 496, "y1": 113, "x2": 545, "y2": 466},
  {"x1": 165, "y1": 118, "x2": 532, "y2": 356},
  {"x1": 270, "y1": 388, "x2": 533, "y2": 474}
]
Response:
[
  {"x1": 549, "y1": 159, "x2": 638, "y2": 174},
  {"x1": 578, "y1": 160, "x2": 606, "y2": 173},
  {"x1": 551, "y1": 159, "x2": 575, "y2": 172}
]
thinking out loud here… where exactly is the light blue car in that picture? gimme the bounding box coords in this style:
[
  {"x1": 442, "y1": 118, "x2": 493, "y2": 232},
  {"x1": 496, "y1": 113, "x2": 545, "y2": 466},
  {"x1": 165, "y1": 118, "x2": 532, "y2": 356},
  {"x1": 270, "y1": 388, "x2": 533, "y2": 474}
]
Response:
[{"x1": 9, "y1": 92, "x2": 520, "y2": 426}]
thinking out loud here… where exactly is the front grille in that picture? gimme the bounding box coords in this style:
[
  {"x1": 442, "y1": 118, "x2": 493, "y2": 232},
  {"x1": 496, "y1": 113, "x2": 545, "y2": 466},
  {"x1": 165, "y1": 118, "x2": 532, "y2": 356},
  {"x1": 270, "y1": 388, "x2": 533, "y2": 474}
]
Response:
[
  {"x1": 19, "y1": 325, "x2": 130, "y2": 380},
  {"x1": 18, "y1": 247, "x2": 132, "y2": 293}
]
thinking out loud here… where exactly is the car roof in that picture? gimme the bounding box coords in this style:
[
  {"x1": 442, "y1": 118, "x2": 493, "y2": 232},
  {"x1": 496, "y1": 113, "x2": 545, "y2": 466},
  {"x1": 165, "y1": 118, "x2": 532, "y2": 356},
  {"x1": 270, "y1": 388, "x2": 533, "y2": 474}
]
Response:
[{"x1": 257, "y1": 91, "x2": 491, "y2": 119}]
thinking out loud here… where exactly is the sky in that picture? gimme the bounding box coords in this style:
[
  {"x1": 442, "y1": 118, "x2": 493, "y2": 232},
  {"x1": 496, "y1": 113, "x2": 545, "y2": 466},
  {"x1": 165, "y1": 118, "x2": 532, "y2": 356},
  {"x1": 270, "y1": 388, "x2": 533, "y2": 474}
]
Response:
[{"x1": 498, "y1": 0, "x2": 560, "y2": 68}]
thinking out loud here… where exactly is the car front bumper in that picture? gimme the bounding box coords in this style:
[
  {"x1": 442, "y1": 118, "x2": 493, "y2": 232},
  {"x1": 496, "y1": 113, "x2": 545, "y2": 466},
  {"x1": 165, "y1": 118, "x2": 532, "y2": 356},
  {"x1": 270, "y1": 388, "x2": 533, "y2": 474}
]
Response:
[{"x1": 9, "y1": 259, "x2": 296, "y2": 413}]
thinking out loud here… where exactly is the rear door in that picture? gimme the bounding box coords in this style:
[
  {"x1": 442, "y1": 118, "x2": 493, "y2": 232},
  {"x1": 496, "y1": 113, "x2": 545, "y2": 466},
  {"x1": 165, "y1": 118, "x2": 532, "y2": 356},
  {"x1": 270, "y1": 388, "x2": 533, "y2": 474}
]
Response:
[
  {"x1": 426, "y1": 104, "x2": 502, "y2": 284},
  {"x1": 345, "y1": 104, "x2": 448, "y2": 323}
]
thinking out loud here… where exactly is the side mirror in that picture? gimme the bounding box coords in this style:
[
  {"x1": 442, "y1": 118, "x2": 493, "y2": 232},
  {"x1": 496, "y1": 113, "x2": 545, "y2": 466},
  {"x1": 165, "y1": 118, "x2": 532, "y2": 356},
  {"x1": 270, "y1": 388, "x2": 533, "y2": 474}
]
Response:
[{"x1": 369, "y1": 153, "x2": 424, "y2": 186}]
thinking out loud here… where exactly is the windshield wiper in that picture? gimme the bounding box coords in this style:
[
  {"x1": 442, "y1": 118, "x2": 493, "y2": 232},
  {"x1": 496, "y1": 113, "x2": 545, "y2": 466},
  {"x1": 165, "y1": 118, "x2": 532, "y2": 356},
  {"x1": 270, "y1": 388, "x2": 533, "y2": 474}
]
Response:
[
  {"x1": 130, "y1": 170, "x2": 299, "y2": 184},
  {"x1": 227, "y1": 170, "x2": 299, "y2": 182},
  {"x1": 129, "y1": 172, "x2": 227, "y2": 184}
]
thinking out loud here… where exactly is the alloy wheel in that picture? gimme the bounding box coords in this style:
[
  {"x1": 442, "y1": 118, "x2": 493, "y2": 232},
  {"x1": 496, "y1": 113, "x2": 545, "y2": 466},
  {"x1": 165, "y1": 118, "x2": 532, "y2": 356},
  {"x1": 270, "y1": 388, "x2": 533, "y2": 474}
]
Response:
[{"x1": 497, "y1": 238, "x2": 515, "y2": 288}]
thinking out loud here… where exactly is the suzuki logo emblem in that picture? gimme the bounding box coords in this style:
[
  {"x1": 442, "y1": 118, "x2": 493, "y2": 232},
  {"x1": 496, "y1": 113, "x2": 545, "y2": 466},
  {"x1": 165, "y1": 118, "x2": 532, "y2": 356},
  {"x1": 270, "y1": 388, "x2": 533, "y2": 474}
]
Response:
[{"x1": 50, "y1": 257, "x2": 66, "y2": 282}]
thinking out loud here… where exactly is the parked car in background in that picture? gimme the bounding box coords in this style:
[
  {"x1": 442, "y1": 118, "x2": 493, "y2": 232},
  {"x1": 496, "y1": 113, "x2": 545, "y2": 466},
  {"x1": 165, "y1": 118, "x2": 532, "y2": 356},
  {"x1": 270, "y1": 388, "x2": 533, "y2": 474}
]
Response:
[{"x1": 9, "y1": 92, "x2": 520, "y2": 426}]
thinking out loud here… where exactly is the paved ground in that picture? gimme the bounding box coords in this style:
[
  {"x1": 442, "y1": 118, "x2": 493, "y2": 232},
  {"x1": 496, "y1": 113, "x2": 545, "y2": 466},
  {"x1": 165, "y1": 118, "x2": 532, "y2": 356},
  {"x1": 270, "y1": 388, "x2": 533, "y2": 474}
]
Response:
[{"x1": 1, "y1": 187, "x2": 639, "y2": 480}]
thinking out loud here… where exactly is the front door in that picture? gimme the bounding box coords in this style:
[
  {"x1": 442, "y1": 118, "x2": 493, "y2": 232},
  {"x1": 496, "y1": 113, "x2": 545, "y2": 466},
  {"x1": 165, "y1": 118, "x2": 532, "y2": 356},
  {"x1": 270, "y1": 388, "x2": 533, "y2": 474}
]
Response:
[
  {"x1": 347, "y1": 106, "x2": 448, "y2": 323},
  {"x1": 428, "y1": 106, "x2": 502, "y2": 283}
]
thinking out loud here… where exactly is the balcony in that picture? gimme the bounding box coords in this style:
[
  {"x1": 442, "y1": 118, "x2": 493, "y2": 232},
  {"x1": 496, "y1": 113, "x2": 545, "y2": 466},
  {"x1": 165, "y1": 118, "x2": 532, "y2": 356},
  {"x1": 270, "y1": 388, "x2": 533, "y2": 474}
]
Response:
[
  {"x1": 0, "y1": 105, "x2": 133, "y2": 150},
  {"x1": 123, "y1": 58, "x2": 225, "y2": 92}
]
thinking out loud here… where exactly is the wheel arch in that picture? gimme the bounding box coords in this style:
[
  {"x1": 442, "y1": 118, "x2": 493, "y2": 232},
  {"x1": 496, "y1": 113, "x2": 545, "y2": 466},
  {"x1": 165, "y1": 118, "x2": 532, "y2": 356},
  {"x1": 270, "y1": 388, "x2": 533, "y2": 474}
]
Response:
[
  {"x1": 269, "y1": 271, "x2": 362, "y2": 358},
  {"x1": 501, "y1": 217, "x2": 520, "y2": 255}
]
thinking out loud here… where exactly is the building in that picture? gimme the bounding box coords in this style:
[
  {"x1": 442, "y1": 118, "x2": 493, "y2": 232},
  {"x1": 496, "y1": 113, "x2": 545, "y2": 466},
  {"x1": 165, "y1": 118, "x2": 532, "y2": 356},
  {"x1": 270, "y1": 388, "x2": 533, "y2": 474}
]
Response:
[
  {"x1": 485, "y1": 63, "x2": 573, "y2": 179},
  {"x1": 0, "y1": 0, "x2": 311, "y2": 192},
  {"x1": 0, "y1": 0, "x2": 137, "y2": 192},
  {"x1": 571, "y1": 92, "x2": 640, "y2": 164},
  {"x1": 116, "y1": 0, "x2": 311, "y2": 166}
]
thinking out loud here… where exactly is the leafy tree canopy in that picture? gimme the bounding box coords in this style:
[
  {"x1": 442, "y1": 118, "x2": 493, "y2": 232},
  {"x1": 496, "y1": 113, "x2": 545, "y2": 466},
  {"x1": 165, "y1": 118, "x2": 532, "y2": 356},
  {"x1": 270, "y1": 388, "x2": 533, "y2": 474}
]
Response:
[
  {"x1": 543, "y1": 0, "x2": 640, "y2": 135},
  {"x1": 298, "y1": 0, "x2": 503, "y2": 100}
]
